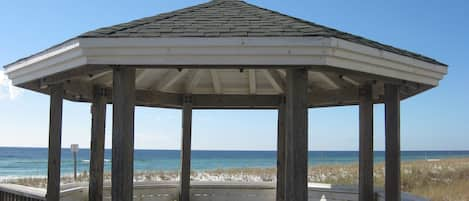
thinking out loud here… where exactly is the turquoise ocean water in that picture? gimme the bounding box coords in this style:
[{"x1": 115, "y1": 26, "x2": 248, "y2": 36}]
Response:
[{"x1": 1, "y1": 147, "x2": 469, "y2": 178}]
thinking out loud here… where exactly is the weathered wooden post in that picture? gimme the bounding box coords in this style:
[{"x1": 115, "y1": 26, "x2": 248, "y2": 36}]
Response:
[
  {"x1": 284, "y1": 68, "x2": 308, "y2": 201},
  {"x1": 47, "y1": 83, "x2": 64, "y2": 201},
  {"x1": 276, "y1": 99, "x2": 286, "y2": 201},
  {"x1": 180, "y1": 95, "x2": 193, "y2": 201},
  {"x1": 359, "y1": 84, "x2": 374, "y2": 201},
  {"x1": 89, "y1": 86, "x2": 107, "y2": 201},
  {"x1": 112, "y1": 68, "x2": 136, "y2": 201},
  {"x1": 385, "y1": 84, "x2": 401, "y2": 201}
]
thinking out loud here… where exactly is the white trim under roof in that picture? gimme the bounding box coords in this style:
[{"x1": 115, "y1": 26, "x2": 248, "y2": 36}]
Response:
[{"x1": 4, "y1": 37, "x2": 447, "y2": 86}]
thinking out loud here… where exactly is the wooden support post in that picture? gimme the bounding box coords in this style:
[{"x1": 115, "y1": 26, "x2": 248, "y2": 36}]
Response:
[
  {"x1": 276, "y1": 100, "x2": 286, "y2": 201},
  {"x1": 359, "y1": 84, "x2": 374, "y2": 201},
  {"x1": 73, "y1": 151, "x2": 78, "y2": 181},
  {"x1": 284, "y1": 69, "x2": 308, "y2": 201},
  {"x1": 46, "y1": 84, "x2": 64, "y2": 201},
  {"x1": 112, "y1": 68, "x2": 136, "y2": 201},
  {"x1": 385, "y1": 84, "x2": 401, "y2": 201},
  {"x1": 89, "y1": 87, "x2": 107, "y2": 201},
  {"x1": 179, "y1": 96, "x2": 193, "y2": 201}
]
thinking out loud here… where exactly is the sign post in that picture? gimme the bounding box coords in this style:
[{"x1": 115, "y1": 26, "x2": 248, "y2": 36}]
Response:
[{"x1": 70, "y1": 144, "x2": 79, "y2": 181}]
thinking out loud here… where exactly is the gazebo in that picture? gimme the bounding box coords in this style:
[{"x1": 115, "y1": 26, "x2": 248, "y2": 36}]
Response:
[{"x1": 4, "y1": 0, "x2": 447, "y2": 201}]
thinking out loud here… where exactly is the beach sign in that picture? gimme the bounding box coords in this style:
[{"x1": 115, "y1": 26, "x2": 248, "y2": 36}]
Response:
[{"x1": 71, "y1": 144, "x2": 79, "y2": 153}]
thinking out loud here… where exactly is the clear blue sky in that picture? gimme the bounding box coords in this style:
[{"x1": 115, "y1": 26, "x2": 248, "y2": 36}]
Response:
[{"x1": 0, "y1": 0, "x2": 468, "y2": 151}]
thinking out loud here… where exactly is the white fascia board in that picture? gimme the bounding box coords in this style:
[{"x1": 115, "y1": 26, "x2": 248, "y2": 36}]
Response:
[
  {"x1": 5, "y1": 39, "x2": 86, "y2": 85},
  {"x1": 5, "y1": 37, "x2": 447, "y2": 86},
  {"x1": 324, "y1": 38, "x2": 447, "y2": 86}
]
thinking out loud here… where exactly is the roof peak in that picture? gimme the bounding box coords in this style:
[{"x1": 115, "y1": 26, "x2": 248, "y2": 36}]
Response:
[{"x1": 72, "y1": 0, "x2": 444, "y2": 66}]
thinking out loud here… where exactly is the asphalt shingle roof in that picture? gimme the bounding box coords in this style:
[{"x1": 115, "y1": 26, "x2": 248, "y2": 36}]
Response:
[{"x1": 17, "y1": 0, "x2": 448, "y2": 67}]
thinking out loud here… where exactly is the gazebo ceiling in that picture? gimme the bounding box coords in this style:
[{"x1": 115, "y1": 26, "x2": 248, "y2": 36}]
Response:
[{"x1": 3, "y1": 0, "x2": 447, "y2": 109}]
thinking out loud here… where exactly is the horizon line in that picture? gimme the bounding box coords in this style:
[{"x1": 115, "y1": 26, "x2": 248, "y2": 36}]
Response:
[{"x1": 1, "y1": 146, "x2": 468, "y2": 152}]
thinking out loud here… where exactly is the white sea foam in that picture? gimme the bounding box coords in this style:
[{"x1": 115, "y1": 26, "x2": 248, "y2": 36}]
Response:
[
  {"x1": 0, "y1": 175, "x2": 46, "y2": 182},
  {"x1": 80, "y1": 159, "x2": 110, "y2": 163}
]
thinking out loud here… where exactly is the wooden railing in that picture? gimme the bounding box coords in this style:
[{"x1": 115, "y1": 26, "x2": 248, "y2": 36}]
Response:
[
  {"x1": 0, "y1": 184, "x2": 46, "y2": 201},
  {"x1": 0, "y1": 182, "x2": 429, "y2": 201}
]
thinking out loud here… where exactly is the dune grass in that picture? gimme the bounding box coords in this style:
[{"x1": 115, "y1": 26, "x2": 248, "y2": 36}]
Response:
[
  {"x1": 308, "y1": 158, "x2": 469, "y2": 201},
  {"x1": 3, "y1": 158, "x2": 469, "y2": 201}
]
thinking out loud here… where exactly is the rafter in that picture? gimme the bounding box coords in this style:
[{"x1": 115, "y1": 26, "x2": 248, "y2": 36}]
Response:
[
  {"x1": 316, "y1": 72, "x2": 340, "y2": 90},
  {"x1": 185, "y1": 69, "x2": 203, "y2": 94},
  {"x1": 210, "y1": 70, "x2": 222, "y2": 94},
  {"x1": 135, "y1": 69, "x2": 149, "y2": 84},
  {"x1": 152, "y1": 69, "x2": 189, "y2": 91},
  {"x1": 341, "y1": 75, "x2": 360, "y2": 86},
  {"x1": 262, "y1": 69, "x2": 285, "y2": 93},
  {"x1": 248, "y1": 69, "x2": 256, "y2": 94},
  {"x1": 87, "y1": 71, "x2": 111, "y2": 81}
]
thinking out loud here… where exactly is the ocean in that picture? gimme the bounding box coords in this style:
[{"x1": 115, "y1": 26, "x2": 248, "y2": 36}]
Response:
[{"x1": 1, "y1": 147, "x2": 469, "y2": 178}]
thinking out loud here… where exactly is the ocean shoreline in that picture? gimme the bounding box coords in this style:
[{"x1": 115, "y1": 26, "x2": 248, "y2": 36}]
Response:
[{"x1": 2, "y1": 148, "x2": 469, "y2": 178}]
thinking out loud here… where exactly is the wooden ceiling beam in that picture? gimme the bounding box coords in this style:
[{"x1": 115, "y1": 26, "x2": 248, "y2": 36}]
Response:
[{"x1": 41, "y1": 65, "x2": 109, "y2": 85}]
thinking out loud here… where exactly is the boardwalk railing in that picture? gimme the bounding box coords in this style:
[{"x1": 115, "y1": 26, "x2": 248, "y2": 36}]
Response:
[
  {"x1": 0, "y1": 184, "x2": 46, "y2": 201},
  {"x1": 0, "y1": 182, "x2": 428, "y2": 201}
]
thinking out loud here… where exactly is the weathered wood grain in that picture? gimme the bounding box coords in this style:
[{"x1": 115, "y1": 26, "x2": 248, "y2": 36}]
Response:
[
  {"x1": 111, "y1": 68, "x2": 136, "y2": 201},
  {"x1": 47, "y1": 84, "x2": 63, "y2": 201},
  {"x1": 385, "y1": 84, "x2": 401, "y2": 201},
  {"x1": 89, "y1": 86, "x2": 107, "y2": 201}
]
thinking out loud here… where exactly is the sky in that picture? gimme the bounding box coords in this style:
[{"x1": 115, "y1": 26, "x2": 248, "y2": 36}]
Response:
[{"x1": 0, "y1": 0, "x2": 468, "y2": 151}]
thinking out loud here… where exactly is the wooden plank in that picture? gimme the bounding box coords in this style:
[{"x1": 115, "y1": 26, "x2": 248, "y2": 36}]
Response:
[
  {"x1": 46, "y1": 84, "x2": 63, "y2": 201},
  {"x1": 191, "y1": 94, "x2": 281, "y2": 109},
  {"x1": 359, "y1": 84, "x2": 374, "y2": 201},
  {"x1": 180, "y1": 96, "x2": 193, "y2": 201},
  {"x1": 284, "y1": 69, "x2": 308, "y2": 201},
  {"x1": 89, "y1": 86, "x2": 107, "y2": 201},
  {"x1": 276, "y1": 101, "x2": 286, "y2": 201},
  {"x1": 210, "y1": 70, "x2": 222, "y2": 94},
  {"x1": 248, "y1": 70, "x2": 257, "y2": 94},
  {"x1": 41, "y1": 65, "x2": 108, "y2": 85},
  {"x1": 135, "y1": 90, "x2": 182, "y2": 108},
  {"x1": 309, "y1": 87, "x2": 360, "y2": 107},
  {"x1": 385, "y1": 84, "x2": 401, "y2": 201},
  {"x1": 112, "y1": 68, "x2": 136, "y2": 201}
]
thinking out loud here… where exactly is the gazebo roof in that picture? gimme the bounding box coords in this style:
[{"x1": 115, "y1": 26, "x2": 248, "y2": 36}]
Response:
[
  {"x1": 81, "y1": 0, "x2": 443, "y2": 66},
  {"x1": 3, "y1": 0, "x2": 448, "y2": 109}
]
